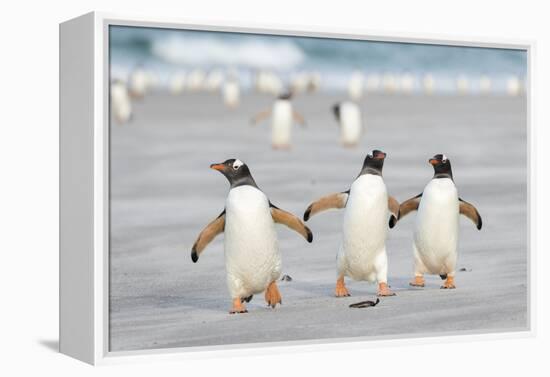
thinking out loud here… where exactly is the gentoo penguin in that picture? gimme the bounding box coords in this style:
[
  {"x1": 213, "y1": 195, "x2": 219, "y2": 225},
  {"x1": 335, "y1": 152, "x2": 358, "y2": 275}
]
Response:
[
  {"x1": 303, "y1": 150, "x2": 400, "y2": 297},
  {"x1": 205, "y1": 70, "x2": 224, "y2": 92},
  {"x1": 348, "y1": 71, "x2": 365, "y2": 101},
  {"x1": 506, "y1": 76, "x2": 521, "y2": 96},
  {"x1": 111, "y1": 80, "x2": 132, "y2": 124},
  {"x1": 191, "y1": 159, "x2": 313, "y2": 314},
  {"x1": 332, "y1": 101, "x2": 362, "y2": 147},
  {"x1": 382, "y1": 73, "x2": 399, "y2": 93},
  {"x1": 169, "y1": 72, "x2": 186, "y2": 95},
  {"x1": 256, "y1": 71, "x2": 283, "y2": 95},
  {"x1": 129, "y1": 67, "x2": 149, "y2": 99},
  {"x1": 479, "y1": 75, "x2": 492, "y2": 94},
  {"x1": 456, "y1": 75, "x2": 470, "y2": 95},
  {"x1": 187, "y1": 69, "x2": 206, "y2": 92},
  {"x1": 400, "y1": 73, "x2": 415, "y2": 94},
  {"x1": 222, "y1": 77, "x2": 240, "y2": 109},
  {"x1": 307, "y1": 72, "x2": 321, "y2": 93},
  {"x1": 423, "y1": 73, "x2": 435, "y2": 95},
  {"x1": 398, "y1": 154, "x2": 482, "y2": 289},
  {"x1": 250, "y1": 91, "x2": 306, "y2": 149}
]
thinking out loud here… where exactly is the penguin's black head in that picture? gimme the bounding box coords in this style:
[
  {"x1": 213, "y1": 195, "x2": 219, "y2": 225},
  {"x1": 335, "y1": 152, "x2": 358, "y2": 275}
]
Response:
[
  {"x1": 429, "y1": 154, "x2": 453, "y2": 179},
  {"x1": 359, "y1": 149, "x2": 387, "y2": 176},
  {"x1": 210, "y1": 159, "x2": 258, "y2": 188},
  {"x1": 278, "y1": 90, "x2": 293, "y2": 100},
  {"x1": 332, "y1": 103, "x2": 341, "y2": 121}
]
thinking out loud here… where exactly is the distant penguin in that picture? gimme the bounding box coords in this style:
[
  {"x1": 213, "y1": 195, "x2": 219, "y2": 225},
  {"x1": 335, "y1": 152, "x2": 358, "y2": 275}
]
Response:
[
  {"x1": 479, "y1": 75, "x2": 492, "y2": 94},
  {"x1": 398, "y1": 154, "x2": 482, "y2": 289},
  {"x1": 307, "y1": 72, "x2": 321, "y2": 93},
  {"x1": 303, "y1": 150, "x2": 400, "y2": 297},
  {"x1": 111, "y1": 80, "x2": 132, "y2": 124},
  {"x1": 187, "y1": 69, "x2": 206, "y2": 91},
  {"x1": 169, "y1": 72, "x2": 186, "y2": 95},
  {"x1": 382, "y1": 73, "x2": 399, "y2": 93},
  {"x1": 256, "y1": 71, "x2": 283, "y2": 95},
  {"x1": 191, "y1": 159, "x2": 312, "y2": 314},
  {"x1": 251, "y1": 91, "x2": 306, "y2": 149},
  {"x1": 423, "y1": 74, "x2": 435, "y2": 95},
  {"x1": 506, "y1": 76, "x2": 521, "y2": 96},
  {"x1": 400, "y1": 73, "x2": 415, "y2": 94},
  {"x1": 205, "y1": 70, "x2": 224, "y2": 92},
  {"x1": 290, "y1": 72, "x2": 309, "y2": 94},
  {"x1": 348, "y1": 71, "x2": 365, "y2": 101},
  {"x1": 222, "y1": 78, "x2": 240, "y2": 109},
  {"x1": 456, "y1": 75, "x2": 470, "y2": 94},
  {"x1": 129, "y1": 68, "x2": 149, "y2": 98},
  {"x1": 332, "y1": 101, "x2": 362, "y2": 147}
]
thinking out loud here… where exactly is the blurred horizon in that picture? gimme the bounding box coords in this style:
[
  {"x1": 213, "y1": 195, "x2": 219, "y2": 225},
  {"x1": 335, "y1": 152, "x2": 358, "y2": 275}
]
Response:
[{"x1": 110, "y1": 25, "x2": 527, "y2": 94}]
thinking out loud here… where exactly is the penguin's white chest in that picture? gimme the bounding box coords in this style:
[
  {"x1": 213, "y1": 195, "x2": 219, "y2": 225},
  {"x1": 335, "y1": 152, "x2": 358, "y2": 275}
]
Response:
[
  {"x1": 339, "y1": 102, "x2": 362, "y2": 145},
  {"x1": 224, "y1": 186, "x2": 280, "y2": 296},
  {"x1": 348, "y1": 73, "x2": 364, "y2": 100},
  {"x1": 130, "y1": 71, "x2": 148, "y2": 96},
  {"x1": 414, "y1": 178, "x2": 459, "y2": 272},
  {"x1": 222, "y1": 81, "x2": 240, "y2": 108},
  {"x1": 340, "y1": 175, "x2": 388, "y2": 278},
  {"x1": 271, "y1": 100, "x2": 293, "y2": 145}
]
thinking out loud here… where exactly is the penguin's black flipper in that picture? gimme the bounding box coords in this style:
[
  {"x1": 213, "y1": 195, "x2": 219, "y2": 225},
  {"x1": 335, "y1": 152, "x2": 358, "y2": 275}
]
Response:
[
  {"x1": 398, "y1": 193, "x2": 423, "y2": 220},
  {"x1": 388, "y1": 196, "x2": 400, "y2": 228},
  {"x1": 191, "y1": 210, "x2": 226, "y2": 263},
  {"x1": 459, "y1": 198, "x2": 482, "y2": 230},
  {"x1": 303, "y1": 191, "x2": 349, "y2": 221},
  {"x1": 270, "y1": 203, "x2": 313, "y2": 242},
  {"x1": 332, "y1": 103, "x2": 341, "y2": 123}
]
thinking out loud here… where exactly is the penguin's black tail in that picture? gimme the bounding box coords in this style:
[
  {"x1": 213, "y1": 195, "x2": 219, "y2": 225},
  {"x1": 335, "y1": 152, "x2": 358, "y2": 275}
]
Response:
[
  {"x1": 241, "y1": 295, "x2": 253, "y2": 303},
  {"x1": 439, "y1": 274, "x2": 448, "y2": 280}
]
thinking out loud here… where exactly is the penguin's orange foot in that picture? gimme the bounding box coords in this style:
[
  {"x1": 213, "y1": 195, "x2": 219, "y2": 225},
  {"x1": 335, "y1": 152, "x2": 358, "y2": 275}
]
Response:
[
  {"x1": 229, "y1": 298, "x2": 248, "y2": 314},
  {"x1": 440, "y1": 276, "x2": 456, "y2": 289},
  {"x1": 335, "y1": 277, "x2": 351, "y2": 297},
  {"x1": 409, "y1": 276, "x2": 425, "y2": 287},
  {"x1": 342, "y1": 142, "x2": 358, "y2": 149},
  {"x1": 265, "y1": 281, "x2": 282, "y2": 308},
  {"x1": 272, "y1": 144, "x2": 291, "y2": 150},
  {"x1": 377, "y1": 282, "x2": 396, "y2": 297}
]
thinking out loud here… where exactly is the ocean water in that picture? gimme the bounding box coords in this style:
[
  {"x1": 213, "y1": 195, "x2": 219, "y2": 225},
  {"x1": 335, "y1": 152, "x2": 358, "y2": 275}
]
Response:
[{"x1": 109, "y1": 25, "x2": 527, "y2": 93}]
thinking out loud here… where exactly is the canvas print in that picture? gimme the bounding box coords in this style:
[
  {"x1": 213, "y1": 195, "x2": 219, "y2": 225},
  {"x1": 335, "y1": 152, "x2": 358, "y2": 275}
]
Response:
[{"x1": 108, "y1": 25, "x2": 527, "y2": 352}]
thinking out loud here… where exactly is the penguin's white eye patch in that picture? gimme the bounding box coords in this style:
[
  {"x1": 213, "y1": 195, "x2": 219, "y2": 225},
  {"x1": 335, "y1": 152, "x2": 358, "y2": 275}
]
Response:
[
  {"x1": 442, "y1": 154, "x2": 448, "y2": 163},
  {"x1": 232, "y1": 159, "x2": 243, "y2": 170}
]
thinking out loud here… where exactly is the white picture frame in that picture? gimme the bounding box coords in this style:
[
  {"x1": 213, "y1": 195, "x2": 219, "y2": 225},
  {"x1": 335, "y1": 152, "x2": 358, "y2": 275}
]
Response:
[{"x1": 59, "y1": 11, "x2": 534, "y2": 365}]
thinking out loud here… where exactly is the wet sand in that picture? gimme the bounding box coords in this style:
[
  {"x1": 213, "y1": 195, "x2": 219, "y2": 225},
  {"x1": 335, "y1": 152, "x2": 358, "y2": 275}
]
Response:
[{"x1": 109, "y1": 91, "x2": 528, "y2": 352}]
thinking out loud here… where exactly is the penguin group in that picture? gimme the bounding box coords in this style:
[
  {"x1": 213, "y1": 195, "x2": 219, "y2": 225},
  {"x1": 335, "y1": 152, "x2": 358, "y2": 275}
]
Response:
[
  {"x1": 111, "y1": 68, "x2": 524, "y2": 152},
  {"x1": 191, "y1": 151, "x2": 483, "y2": 314}
]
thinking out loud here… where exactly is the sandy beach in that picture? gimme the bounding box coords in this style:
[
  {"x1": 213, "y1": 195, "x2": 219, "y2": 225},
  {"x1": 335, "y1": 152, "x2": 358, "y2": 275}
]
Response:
[{"x1": 109, "y1": 91, "x2": 527, "y2": 352}]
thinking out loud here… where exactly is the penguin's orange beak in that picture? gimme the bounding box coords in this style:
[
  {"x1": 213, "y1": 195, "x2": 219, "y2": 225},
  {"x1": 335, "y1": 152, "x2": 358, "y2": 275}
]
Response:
[
  {"x1": 429, "y1": 158, "x2": 439, "y2": 166},
  {"x1": 210, "y1": 163, "x2": 226, "y2": 172},
  {"x1": 373, "y1": 151, "x2": 387, "y2": 160}
]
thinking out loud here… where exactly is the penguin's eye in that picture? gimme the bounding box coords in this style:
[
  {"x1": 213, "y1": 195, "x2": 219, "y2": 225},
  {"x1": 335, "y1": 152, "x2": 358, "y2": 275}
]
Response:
[{"x1": 232, "y1": 159, "x2": 244, "y2": 170}]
